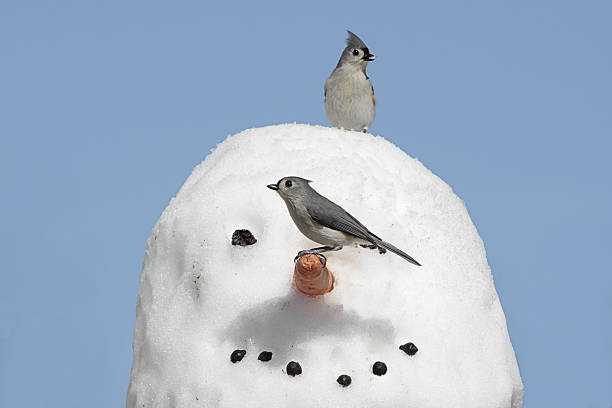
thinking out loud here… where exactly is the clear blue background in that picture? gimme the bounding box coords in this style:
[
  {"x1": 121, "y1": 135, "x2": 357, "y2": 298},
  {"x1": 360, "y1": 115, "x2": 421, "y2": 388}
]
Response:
[{"x1": 1, "y1": 1, "x2": 610, "y2": 407}]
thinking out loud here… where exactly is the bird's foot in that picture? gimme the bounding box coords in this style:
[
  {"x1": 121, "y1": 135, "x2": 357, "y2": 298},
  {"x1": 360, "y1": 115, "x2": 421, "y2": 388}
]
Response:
[
  {"x1": 294, "y1": 251, "x2": 327, "y2": 266},
  {"x1": 317, "y1": 254, "x2": 327, "y2": 266},
  {"x1": 294, "y1": 245, "x2": 340, "y2": 264},
  {"x1": 359, "y1": 244, "x2": 386, "y2": 254}
]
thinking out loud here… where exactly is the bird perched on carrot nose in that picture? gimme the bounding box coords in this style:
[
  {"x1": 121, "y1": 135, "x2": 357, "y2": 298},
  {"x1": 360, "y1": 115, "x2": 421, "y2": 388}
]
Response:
[
  {"x1": 325, "y1": 30, "x2": 376, "y2": 133},
  {"x1": 267, "y1": 177, "x2": 421, "y2": 266}
]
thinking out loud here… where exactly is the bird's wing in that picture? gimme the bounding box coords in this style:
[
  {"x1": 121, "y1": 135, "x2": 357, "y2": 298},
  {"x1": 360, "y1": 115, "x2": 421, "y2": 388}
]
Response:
[
  {"x1": 370, "y1": 83, "x2": 376, "y2": 106},
  {"x1": 306, "y1": 196, "x2": 381, "y2": 242}
]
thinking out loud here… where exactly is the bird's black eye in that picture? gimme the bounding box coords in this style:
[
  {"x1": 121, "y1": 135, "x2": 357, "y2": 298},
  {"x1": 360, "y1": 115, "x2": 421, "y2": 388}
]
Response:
[
  {"x1": 285, "y1": 180, "x2": 293, "y2": 188},
  {"x1": 352, "y1": 49, "x2": 359, "y2": 56}
]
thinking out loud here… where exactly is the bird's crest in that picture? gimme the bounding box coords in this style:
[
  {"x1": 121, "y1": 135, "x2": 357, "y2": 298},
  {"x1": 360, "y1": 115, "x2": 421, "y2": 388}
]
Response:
[{"x1": 345, "y1": 30, "x2": 367, "y2": 50}]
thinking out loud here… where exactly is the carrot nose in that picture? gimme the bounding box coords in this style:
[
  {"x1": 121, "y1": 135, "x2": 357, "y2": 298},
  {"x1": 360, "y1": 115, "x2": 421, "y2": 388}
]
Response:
[{"x1": 293, "y1": 253, "x2": 335, "y2": 296}]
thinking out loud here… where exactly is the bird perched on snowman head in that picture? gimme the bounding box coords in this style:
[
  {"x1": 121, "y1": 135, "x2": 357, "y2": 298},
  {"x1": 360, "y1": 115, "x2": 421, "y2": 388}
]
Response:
[
  {"x1": 325, "y1": 30, "x2": 376, "y2": 133},
  {"x1": 267, "y1": 176, "x2": 421, "y2": 266}
]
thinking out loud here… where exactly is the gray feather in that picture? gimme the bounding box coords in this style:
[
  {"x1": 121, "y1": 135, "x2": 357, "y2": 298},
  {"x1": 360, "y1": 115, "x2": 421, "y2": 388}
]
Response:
[
  {"x1": 375, "y1": 240, "x2": 422, "y2": 266},
  {"x1": 305, "y1": 193, "x2": 379, "y2": 242},
  {"x1": 304, "y1": 187, "x2": 421, "y2": 265},
  {"x1": 307, "y1": 195, "x2": 421, "y2": 266},
  {"x1": 346, "y1": 30, "x2": 367, "y2": 50}
]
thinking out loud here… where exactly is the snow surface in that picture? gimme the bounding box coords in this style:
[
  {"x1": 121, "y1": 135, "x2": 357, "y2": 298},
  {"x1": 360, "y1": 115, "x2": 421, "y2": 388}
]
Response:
[{"x1": 127, "y1": 124, "x2": 523, "y2": 408}]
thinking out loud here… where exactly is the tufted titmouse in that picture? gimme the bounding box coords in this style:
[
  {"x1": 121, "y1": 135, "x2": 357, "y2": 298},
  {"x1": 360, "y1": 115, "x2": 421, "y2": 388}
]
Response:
[
  {"x1": 324, "y1": 30, "x2": 376, "y2": 133},
  {"x1": 267, "y1": 176, "x2": 421, "y2": 266}
]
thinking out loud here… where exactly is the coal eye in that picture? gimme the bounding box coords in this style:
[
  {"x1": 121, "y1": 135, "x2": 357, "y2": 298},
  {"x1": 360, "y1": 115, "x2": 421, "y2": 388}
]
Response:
[
  {"x1": 352, "y1": 49, "x2": 359, "y2": 56},
  {"x1": 285, "y1": 180, "x2": 293, "y2": 188}
]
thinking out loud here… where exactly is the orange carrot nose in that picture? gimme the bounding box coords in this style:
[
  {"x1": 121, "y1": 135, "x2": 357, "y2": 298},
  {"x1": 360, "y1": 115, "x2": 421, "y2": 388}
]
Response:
[{"x1": 293, "y1": 254, "x2": 335, "y2": 296}]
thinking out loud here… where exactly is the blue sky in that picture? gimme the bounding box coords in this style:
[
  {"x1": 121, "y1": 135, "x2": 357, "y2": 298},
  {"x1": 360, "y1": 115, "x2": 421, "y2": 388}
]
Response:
[{"x1": 1, "y1": 1, "x2": 610, "y2": 407}]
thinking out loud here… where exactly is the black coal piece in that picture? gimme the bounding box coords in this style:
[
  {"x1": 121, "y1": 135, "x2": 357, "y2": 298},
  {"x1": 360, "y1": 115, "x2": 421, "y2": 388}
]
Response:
[
  {"x1": 372, "y1": 361, "x2": 387, "y2": 376},
  {"x1": 230, "y1": 349, "x2": 246, "y2": 363},
  {"x1": 231, "y1": 229, "x2": 257, "y2": 246},
  {"x1": 258, "y1": 351, "x2": 273, "y2": 362},
  {"x1": 286, "y1": 361, "x2": 302, "y2": 376},
  {"x1": 399, "y1": 342, "x2": 419, "y2": 356},
  {"x1": 336, "y1": 374, "x2": 352, "y2": 387}
]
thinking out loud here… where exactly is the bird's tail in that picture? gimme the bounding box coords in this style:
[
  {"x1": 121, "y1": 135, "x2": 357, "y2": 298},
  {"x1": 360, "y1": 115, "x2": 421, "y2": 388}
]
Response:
[{"x1": 375, "y1": 239, "x2": 421, "y2": 266}]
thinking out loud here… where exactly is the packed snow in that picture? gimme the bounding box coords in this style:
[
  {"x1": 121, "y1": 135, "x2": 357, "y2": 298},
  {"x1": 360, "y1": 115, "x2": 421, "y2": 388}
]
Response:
[{"x1": 127, "y1": 124, "x2": 523, "y2": 407}]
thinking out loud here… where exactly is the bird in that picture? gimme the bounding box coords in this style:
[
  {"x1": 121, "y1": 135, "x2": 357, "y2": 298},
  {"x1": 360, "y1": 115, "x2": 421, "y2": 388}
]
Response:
[
  {"x1": 324, "y1": 30, "x2": 376, "y2": 133},
  {"x1": 267, "y1": 176, "x2": 421, "y2": 266}
]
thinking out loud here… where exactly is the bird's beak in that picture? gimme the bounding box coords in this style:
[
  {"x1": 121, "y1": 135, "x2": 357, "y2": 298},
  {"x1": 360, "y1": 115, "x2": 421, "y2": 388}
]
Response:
[
  {"x1": 364, "y1": 53, "x2": 375, "y2": 61},
  {"x1": 267, "y1": 183, "x2": 279, "y2": 191}
]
